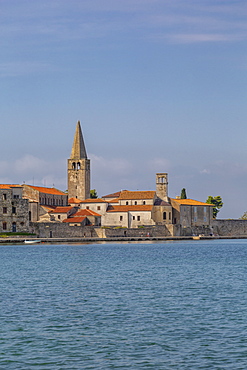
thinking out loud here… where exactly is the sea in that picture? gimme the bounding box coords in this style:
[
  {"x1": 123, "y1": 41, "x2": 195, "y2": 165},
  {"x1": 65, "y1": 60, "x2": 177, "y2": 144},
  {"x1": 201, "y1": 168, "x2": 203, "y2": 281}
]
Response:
[{"x1": 1, "y1": 239, "x2": 247, "y2": 369}]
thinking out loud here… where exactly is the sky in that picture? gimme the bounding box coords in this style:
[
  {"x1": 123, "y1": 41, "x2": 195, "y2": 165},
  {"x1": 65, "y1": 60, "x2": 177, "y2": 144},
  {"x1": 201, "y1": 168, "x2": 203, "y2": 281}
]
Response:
[{"x1": 1, "y1": 0, "x2": 247, "y2": 218}]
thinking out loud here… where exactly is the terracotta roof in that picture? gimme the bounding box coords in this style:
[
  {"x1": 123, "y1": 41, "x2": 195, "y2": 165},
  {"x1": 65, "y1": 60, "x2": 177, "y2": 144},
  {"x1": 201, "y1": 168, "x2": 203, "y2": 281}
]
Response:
[
  {"x1": 0, "y1": 184, "x2": 22, "y2": 189},
  {"x1": 68, "y1": 197, "x2": 83, "y2": 204},
  {"x1": 171, "y1": 198, "x2": 213, "y2": 206},
  {"x1": 118, "y1": 190, "x2": 155, "y2": 200},
  {"x1": 41, "y1": 205, "x2": 57, "y2": 211},
  {"x1": 76, "y1": 209, "x2": 101, "y2": 217},
  {"x1": 109, "y1": 198, "x2": 119, "y2": 203},
  {"x1": 102, "y1": 191, "x2": 122, "y2": 198},
  {"x1": 25, "y1": 185, "x2": 66, "y2": 195},
  {"x1": 107, "y1": 205, "x2": 153, "y2": 213},
  {"x1": 80, "y1": 198, "x2": 107, "y2": 203},
  {"x1": 63, "y1": 216, "x2": 87, "y2": 223},
  {"x1": 50, "y1": 206, "x2": 73, "y2": 214}
]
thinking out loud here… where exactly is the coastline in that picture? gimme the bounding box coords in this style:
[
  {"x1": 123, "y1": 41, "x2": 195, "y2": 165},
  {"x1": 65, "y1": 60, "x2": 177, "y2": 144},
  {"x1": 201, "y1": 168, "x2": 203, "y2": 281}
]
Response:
[{"x1": 1, "y1": 235, "x2": 247, "y2": 244}]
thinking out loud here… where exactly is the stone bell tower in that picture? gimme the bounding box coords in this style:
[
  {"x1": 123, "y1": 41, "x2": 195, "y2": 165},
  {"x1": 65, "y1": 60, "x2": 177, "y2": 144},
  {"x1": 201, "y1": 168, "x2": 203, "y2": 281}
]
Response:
[
  {"x1": 68, "y1": 121, "x2": 90, "y2": 200},
  {"x1": 156, "y1": 173, "x2": 168, "y2": 202}
]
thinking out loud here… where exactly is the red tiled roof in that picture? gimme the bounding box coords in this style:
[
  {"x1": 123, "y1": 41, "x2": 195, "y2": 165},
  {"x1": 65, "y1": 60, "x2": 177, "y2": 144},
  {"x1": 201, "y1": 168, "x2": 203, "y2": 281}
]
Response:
[
  {"x1": 80, "y1": 198, "x2": 107, "y2": 203},
  {"x1": 107, "y1": 205, "x2": 153, "y2": 213},
  {"x1": 102, "y1": 191, "x2": 122, "y2": 198},
  {"x1": 63, "y1": 216, "x2": 87, "y2": 223},
  {"x1": 50, "y1": 206, "x2": 73, "y2": 214},
  {"x1": 25, "y1": 185, "x2": 66, "y2": 195},
  {"x1": 41, "y1": 205, "x2": 57, "y2": 211},
  {"x1": 0, "y1": 184, "x2": 22, "y2": 189},
  {"x1": 118, "y1": 190, "x2": 155, "y2": 200},
  {"x1": 68, "y1": 197, "x2": 83, "y2": 204},
  {"x1": 76, "y1": 209, "x2": 101, "y2": 217},
  {"x1": 171, "y1": 198, "x2": 213, "y2": 206}
]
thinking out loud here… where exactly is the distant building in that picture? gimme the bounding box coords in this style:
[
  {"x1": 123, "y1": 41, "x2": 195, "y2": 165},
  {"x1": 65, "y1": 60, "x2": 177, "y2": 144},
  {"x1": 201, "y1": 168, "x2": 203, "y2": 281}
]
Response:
[
  {"x1": 0, "y1": 185, "x2": 29, "y2": 233},
  {"x1": 0, "y1": 120, "x2": 214, "y2": 236}
]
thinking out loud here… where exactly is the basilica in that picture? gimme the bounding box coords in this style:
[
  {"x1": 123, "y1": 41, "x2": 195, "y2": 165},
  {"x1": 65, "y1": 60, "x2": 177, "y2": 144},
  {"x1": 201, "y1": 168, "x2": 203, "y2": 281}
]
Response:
[{"x1": 0, "y1": 121, "x2": 213, "y2": 237}]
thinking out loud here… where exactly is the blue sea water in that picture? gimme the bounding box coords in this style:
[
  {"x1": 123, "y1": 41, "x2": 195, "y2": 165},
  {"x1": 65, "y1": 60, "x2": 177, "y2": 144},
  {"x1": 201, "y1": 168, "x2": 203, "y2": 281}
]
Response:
[{"x1": 1, "y1": 240, "x2": 247, "y2": 369}]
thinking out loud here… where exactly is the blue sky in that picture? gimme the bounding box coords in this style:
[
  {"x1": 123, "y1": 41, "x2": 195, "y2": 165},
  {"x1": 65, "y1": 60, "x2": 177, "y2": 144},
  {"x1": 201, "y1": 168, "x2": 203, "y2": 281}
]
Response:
[{"x1": 1, "y1": 0, "x2": 247, "y2": 218}]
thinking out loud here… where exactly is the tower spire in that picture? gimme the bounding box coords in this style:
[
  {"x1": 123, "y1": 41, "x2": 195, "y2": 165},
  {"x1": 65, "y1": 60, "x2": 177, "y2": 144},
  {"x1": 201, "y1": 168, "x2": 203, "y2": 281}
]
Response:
[
  {"x1": 67, "y1": 121, "x2": 90, "y2": 200},
  {"x1": 70, "y1": 121, "x2": 87, "y2": 159}
]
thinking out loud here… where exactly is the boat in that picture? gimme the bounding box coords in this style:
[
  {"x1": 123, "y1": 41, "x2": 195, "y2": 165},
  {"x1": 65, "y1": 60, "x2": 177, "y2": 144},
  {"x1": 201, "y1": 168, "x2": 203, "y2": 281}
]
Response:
[
  {"x1": 24, "y1": 240, "x2": 41, "y2": 244},
  {"x1": 192, "y1": 236, "x2": 200, "y2": 240}
]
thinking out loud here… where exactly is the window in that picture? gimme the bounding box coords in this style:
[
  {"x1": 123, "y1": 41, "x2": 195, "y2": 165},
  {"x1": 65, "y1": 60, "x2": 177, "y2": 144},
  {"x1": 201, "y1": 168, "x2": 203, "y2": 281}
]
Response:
[
  {"x1": 143, "y1": 201, "x2": 146, "y2": 205},
  {"x1": 3, "y1": 194, "x2": 7, "y2": 200},
  {"x1": 86, "y1": 206, "x2": 89, "y2": 209},
  {"x1": 163, "y1": 212, "x2": 166, "y2": 220},
  {"x1": 137, "y1": 216, "x2": 140, "y2": 221},
  {"x1": 3, "y1": 207, "x2": 7, "y2": 214},
  {"x1": 204, "y1": 216, "x2": 207, "y2": 222},
  {"x1": 126, "y1": 201, "x2": 128, "y2": 205},
  {"x1": 13, "y1": 195, "x2": 19, "y2": 199},
  {"x1": 72, "y1": 162, "x2": 76, "y2": 170},
  {"x1": 97, "y1": 206, "x2": 101, "y2": 210},
  {"x1": 169, "y1": 212, "x2": 171, "y2": 220},
  {"x1": 194, "y1": 217, "x2": 197, "y2": 222},
  {"x1": 12, "y1": 207, "x2": 16, "y2": 214},
  {"x1": 3, "y1": 222, "x2": 7, "y2": 230},
  {"x1": 120, "y1": 216, "x2": 123, "y2": 221},
  {"x1": 133, "y1": 216, "x2": 135, "y2": 220},
  {"x1": 134, "y1": 201, "x2": 137, "y2": 205},
  {"x1": 58, "y1": 215, "x2": 61, "y2": 220}
]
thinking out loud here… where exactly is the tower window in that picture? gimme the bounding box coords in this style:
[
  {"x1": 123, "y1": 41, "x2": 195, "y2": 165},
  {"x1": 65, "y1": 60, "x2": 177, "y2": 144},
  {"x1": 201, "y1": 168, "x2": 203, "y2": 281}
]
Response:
[
  {"x1": 77, "y1": 162, "x2": 81, "y2": 170},
  {"x1": 72, "y1": 162, "x2": 76, "y2": 170}
]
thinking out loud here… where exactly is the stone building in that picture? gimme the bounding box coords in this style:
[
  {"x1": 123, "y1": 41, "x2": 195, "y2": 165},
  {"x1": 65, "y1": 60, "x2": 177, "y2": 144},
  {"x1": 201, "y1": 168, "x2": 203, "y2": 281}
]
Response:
[
  {"x1": 0, "y1": 120, "x2": 215, "y2": 236},
  {"x1": 0, "y1": 185, "x2": 29, "y2": 233}
]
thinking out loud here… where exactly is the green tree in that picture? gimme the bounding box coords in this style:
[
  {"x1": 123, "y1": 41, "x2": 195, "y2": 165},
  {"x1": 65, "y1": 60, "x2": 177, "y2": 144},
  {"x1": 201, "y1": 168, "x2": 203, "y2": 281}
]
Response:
[
  {"x1": 206, "y1": 196, "x2": 223, "y2": 219},
  {"x1": 90, "y1": 189, "x2": 98, "y2": 199},
  {"x1": 240, "y1": 211, "x2": 247, "y2": 220},
  {"x1": 180, "y1": 188, "x2": 187, "y2": 199}
]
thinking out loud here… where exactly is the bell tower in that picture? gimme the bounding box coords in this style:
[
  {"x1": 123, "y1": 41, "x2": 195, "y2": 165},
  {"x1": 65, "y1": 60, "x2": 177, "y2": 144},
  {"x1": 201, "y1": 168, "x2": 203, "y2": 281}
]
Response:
[
  {"x1": 68, "y1": 121, "x2": 90, "y2": 200},
  {"x1": 156, "y1": 173, "x2": 168, "y2": 202}
]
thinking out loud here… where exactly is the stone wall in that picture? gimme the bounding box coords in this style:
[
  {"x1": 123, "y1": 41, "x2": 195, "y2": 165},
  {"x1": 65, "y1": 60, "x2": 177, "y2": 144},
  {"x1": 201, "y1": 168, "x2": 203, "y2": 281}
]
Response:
[
  {"x1": 31, "y1": 222, "x2": 179, "y2": 238},
  {"x1": 212, "y1": 219, "x2": 247, "y2": 237}
]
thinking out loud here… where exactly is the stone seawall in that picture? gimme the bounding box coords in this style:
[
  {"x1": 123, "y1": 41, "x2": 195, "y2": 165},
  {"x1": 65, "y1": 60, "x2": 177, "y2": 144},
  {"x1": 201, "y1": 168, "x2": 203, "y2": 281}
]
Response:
[
  {"x1": 30, "y1": 222, "x2": 180, "y2": 239},
  {"x1": 212, "y1": 219, "x2": 247, "y2": 237}
]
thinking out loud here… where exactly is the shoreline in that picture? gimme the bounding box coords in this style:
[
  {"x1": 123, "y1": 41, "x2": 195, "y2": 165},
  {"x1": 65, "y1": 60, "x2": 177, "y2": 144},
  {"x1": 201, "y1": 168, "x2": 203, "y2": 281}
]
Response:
[{"x1": 1, "y1": 235, "x2": 247, "y2": 244}]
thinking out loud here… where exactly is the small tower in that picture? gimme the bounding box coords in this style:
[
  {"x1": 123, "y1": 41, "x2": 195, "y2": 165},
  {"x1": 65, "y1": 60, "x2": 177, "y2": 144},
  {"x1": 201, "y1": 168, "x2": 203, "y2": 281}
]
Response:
[
  {"x1": 156, "y1": 173, "x2": 168, "y2": 202},
  {"x1": 67, "y1": 121, "x2": 90, "y2": 200}
]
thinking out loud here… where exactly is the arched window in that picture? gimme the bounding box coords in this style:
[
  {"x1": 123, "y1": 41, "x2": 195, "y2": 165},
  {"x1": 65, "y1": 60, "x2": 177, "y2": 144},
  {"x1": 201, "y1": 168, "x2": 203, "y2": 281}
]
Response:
[
  {"x1": 72, "y1": 162, "x2": 76, "y2": 170},
  {"x1": 77, "y1": 162, "x2": 81, "y2": 170}
]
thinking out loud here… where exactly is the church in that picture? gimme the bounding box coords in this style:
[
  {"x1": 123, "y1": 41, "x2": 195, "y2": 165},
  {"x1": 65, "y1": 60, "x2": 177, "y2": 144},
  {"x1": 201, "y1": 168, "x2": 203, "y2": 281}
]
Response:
[{"x1": 0, "y1": 121, "x2": 213, "y2": 237}]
